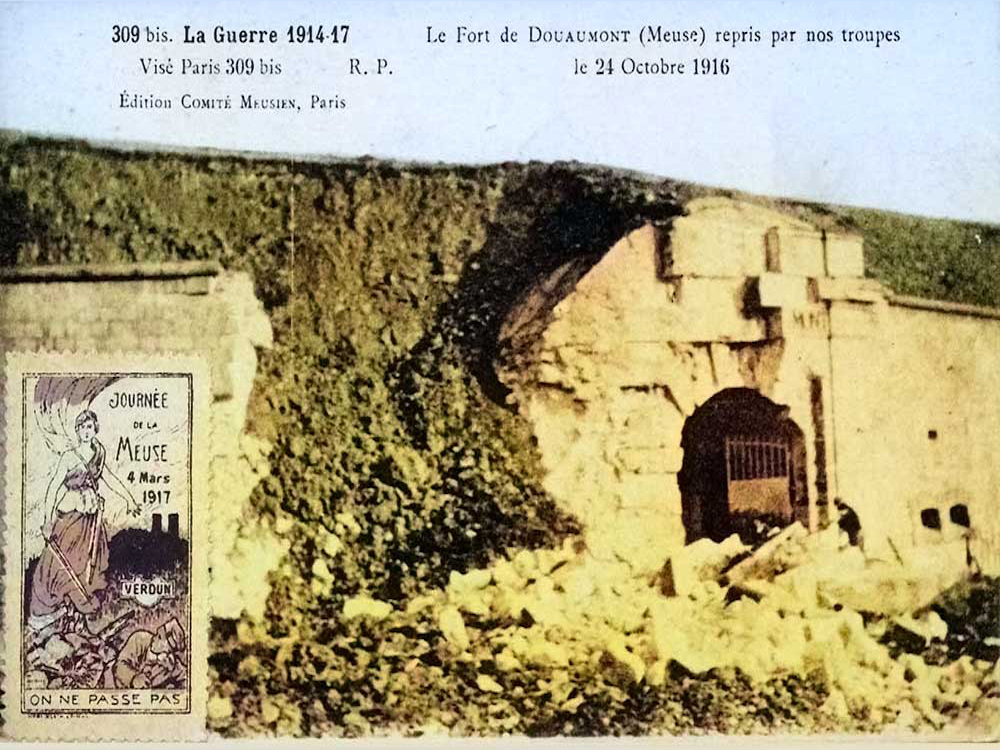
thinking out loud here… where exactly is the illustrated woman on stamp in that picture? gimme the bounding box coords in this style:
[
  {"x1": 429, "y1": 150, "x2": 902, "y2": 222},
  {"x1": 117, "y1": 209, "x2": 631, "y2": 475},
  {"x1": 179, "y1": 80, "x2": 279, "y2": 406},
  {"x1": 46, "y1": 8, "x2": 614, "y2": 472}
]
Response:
[
  {"x1": 4, "y1": 353, "x2": 209, "y2": 739},
  {"x1": 3, "y1": 360, "x2": 208, "y2": 737},
  {"x1": 29, "y1": 408, "x2": 141, "y2": 631}
]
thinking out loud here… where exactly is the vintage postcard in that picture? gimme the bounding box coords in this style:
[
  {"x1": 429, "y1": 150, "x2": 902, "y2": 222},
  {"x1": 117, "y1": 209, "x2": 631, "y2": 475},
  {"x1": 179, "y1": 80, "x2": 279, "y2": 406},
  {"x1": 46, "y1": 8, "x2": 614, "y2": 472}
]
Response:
[
  {"x1": 2, "y1": 352, "x2": 209, "y2": 740},
  {"x1": 0, "y1": 0, "x2": 998, "y2": 743}
]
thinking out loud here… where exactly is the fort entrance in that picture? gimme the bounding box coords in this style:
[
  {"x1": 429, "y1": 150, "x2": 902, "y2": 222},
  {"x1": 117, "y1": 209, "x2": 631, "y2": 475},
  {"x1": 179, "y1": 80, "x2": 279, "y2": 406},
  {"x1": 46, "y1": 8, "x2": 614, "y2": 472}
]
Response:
[
  {"x1": 496, "y1": 199, "x2": 1000, "y2": 573},
  {"x1": 679, "y1": 389, "x2": 807, "y2": 544}
]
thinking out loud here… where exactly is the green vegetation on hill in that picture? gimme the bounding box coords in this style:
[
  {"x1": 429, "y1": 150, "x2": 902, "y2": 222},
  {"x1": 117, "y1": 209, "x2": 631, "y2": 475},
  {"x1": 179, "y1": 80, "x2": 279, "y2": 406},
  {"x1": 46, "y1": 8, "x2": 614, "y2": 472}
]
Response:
[
  {"x1": 841, "y1": 207, "x2": 1000, "y2": 307},
  {"x1": 1, "y1": 135, "x2": 996, "y2": 736}
]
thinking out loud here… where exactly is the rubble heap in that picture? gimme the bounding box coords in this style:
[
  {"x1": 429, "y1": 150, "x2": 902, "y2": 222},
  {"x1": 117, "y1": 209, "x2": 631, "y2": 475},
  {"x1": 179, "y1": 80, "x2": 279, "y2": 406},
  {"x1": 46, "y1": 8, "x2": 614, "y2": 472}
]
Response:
[
  {"x1": 7, "y1": 139, "x2": 1000, "y2": 737},
  {"x1": 304, "y1": 523, "x2": 998, "y2": 736}
]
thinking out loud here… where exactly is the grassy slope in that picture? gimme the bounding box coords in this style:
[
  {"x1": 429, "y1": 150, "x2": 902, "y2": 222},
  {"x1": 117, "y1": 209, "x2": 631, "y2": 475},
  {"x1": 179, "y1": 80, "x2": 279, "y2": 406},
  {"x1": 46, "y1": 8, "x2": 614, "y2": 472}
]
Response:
[{"x1": 2, "y1": 135, "x2": 997, "y2": 735}]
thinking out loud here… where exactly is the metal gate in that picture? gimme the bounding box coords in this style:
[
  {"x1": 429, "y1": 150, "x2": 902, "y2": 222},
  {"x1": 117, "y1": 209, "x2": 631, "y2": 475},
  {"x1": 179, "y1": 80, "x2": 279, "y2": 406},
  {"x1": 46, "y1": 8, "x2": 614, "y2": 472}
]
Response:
[{"x1": 724, "y1": 435, "x2": 793, "y2": 519}]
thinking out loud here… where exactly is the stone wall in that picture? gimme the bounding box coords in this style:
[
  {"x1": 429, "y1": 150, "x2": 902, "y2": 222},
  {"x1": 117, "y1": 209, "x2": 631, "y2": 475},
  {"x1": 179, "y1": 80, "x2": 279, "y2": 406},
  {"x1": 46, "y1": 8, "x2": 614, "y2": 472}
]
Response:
[
  {"x1": 0, "y1": 263, "x2": 285, "y2": 618},
  {"x1": 498, "y1": 196, "x2": 999, "y2": 577},
  {"x1": 829, "y1": 298, "x2": 1000, "y2": 573}
]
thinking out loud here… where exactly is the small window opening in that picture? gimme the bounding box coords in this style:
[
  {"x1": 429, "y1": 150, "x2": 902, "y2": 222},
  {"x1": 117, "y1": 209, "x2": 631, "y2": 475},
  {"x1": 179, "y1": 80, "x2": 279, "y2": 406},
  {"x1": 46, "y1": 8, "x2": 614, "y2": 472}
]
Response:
[
  {"x1": 920, "y1": 508, "x2": 942, "y2": 530},
  {"x1": 927, "y1": 429, "x2": 938, "y2": 440},
  {"x1": 950, "y1": 504, "x2": 970, "y2": 528}
]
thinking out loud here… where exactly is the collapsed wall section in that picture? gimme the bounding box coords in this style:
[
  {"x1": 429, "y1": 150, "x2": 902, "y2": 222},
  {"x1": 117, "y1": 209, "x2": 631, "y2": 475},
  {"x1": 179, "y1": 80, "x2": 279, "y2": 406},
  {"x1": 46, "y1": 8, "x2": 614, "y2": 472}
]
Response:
[
  {"x1": 497, "y1": 198, "x2": 864, "y2": 574},
  {"x1": 499, "y1": 194, "x2": 998, "y2": 581},
  {"x1": 0, "y1": 263, "x2": 283, "y2": 618}
]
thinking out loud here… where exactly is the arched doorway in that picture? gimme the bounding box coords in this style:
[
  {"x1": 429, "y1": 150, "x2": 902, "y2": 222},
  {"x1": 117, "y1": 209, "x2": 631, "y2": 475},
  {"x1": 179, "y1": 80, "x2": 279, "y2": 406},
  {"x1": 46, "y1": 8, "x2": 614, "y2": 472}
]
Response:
[{"x1": 678, "y1": 389, "x2": 807, "y2": 544}]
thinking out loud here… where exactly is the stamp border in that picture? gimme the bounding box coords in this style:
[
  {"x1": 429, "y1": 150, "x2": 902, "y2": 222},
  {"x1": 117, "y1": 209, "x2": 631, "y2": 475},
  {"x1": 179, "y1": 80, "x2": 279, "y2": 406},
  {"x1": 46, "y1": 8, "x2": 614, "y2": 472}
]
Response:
[
  {"x1": 2, "y1": 350, "x2": 210, "y2": 741},
  {"x1": 19, "y1": 371, "x2": 193, "y2": 717}
]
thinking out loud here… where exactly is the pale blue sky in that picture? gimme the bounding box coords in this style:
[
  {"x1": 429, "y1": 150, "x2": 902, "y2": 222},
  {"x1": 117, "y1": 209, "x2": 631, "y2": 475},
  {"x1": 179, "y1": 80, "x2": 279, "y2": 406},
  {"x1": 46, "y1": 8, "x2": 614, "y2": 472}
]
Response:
[{"x1": 0, "y1": 0, "x2": 997, "y2": 220}]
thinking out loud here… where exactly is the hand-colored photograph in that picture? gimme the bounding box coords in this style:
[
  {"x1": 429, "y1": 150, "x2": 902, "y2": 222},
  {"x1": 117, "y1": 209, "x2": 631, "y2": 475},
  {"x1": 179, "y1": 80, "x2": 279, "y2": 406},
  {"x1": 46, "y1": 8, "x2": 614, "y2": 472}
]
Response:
[{"x1": 0, "y1": 0, "x2": 997, "y2": 742}]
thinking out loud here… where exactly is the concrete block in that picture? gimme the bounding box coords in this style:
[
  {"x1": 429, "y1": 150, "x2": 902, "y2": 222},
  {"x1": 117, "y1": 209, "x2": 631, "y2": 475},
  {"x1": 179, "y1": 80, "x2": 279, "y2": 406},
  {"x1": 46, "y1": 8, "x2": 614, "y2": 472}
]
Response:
[
  {"x1": 46, "y1": 318, "x2": 73, "y2": 341},
  {"x1": 708, "y1": 343, "x2": 745, "y2": 390},
  {"x1": 211, "y1": 359, "x2": 235, "y2": 399},
  {"x1": 667, "y1": 197, "x2": 827, "y2": 279},
  {"x1": 193, "y1": 305, "x2": 236, "y2": 337},
  {"x1": 587, "y1": 342, "x2": 685, "y2": 391},
  {"x1": 141, "y1": 316, "x2": 177, "y2": 338},
  {"x1": 543, "y1": 232, "x2": 768, "y2": 352},
  {"x1": 671, "y1": 276, "x2": 768, "y2": 343},
  {"x1": 777, "y1": 229, "x2": 826, "y2": 276},
  {"x1": 667, "y1": 216, "x2": 767, "y2": 277},
  {"x1": 218, "y1": 309, "x2": 241, "y2": 337},
  {"x1": 102, "y1": 279, "x2": 144, "y2": 298},
  {"x1": 611, "y1": 389, "x2": 686, "y2": 444},
  {"x1": 157, "y1": 336, "x2": 198, "y2": 352},
  {"x1": 828, "y1": 301, "x2": 884, "y2": 338},
  {"x1": 613, "y1": 304, "x2": 686, "y2": 342},
  {"x1": 93, "y1": 298, "x2": 120, "y2": 322},
  {"x1": 767, "y1": 305, "x2": 831, "y2": 340},
  {"x1": 825, "y1": 233, "x2": 865, "y2": 277},
  {"x1": 69, "y1": 299, "x2": 104, "y2": 324},
  {"x1": 3, "y1": 284, "x2": 82, "y2": 322},
  {"x1": 0, "y1": 286, "x2": 36, "y2": 323},
  {"x1": 6, "y1": 321, "x2": 45, "y2": 340},
  {"x1": 49, "y1": 336, "x2": 78, "y2": 351},
  {"x1": 685, "y1": 346, "x2": 723, "y2": 407},
  {"x1": 757, "y1": 272, "x2": 810, "y2": 309},
  {"x1": 607, "y1": 508, "x2": 686, "y2": 573},
  {"x1": 764, "y1": 309, "x2": 784, "y2": 340},
  {"x1": 170, "y1": 276, "x2": 214, "y2": 295},
  {"x1": 69, "y1": 337, "x2": 102, "y2": 353},
  {"x1": 572, "y1": 225, "x2": 663, "y2": 302},
  {"x1": 817, "y1": 277, "x2": 888, "y2": 303}
]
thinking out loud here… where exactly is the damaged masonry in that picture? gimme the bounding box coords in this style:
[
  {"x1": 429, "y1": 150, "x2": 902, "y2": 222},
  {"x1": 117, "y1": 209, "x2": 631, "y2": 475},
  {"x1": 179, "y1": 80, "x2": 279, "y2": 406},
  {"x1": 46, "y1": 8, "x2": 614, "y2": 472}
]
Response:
[
  {"x1": 2, "y1": 142, "x2": 998, "y2": 737},
  {"x1": 351, "y1": 197, "x2": 1000, "y2": 734},
  {"x1": 497, "y1": 198, "x2": 1000, "y2": 579},
  {"x1": 364, "y1": 197, "x2": 999, "y2": 733}
]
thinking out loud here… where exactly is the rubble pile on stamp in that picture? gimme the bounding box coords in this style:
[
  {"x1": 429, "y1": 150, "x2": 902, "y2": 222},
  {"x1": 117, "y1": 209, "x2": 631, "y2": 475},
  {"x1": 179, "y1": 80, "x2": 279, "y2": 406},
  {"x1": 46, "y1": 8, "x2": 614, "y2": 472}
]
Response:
[{"x1": 24, "y1": 627, "x2": 117, "y2": 690}]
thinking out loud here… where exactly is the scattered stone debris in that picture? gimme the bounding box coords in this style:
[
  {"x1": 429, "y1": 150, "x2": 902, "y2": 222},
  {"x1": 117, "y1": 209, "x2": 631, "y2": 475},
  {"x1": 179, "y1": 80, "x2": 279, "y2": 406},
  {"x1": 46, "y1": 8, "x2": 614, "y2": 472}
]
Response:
[
  {"x1": 380, "y1": 524, "x2": 996, "y2": 735},
  {"x1": 924, "y1": 576, "x2": 1000, "y2": 664},
  {"x1": 10, "y1": 137, "x2": 1000, "y2": 739},
  {"x1": 208, "y1": 694, "x2": 234, "y2": 721},
  {"x1": 207, "y1": 518, "x2": 996, "y2": 737},
  {"x1": 439, "y1": 606, "x2": 471, "y2": 651},
  {"x1": 342, "y1": 596, "x2": 394, "y2": 621},
  {"x1": 23, "y1": 611, "x2": 135, "y2": 690}
]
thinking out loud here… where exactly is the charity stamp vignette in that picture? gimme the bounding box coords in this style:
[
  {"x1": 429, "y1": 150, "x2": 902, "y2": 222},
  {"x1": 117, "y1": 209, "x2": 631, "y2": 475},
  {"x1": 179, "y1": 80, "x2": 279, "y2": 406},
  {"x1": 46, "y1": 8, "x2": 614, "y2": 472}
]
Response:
[{"x1": 2, "y1": 351, "x2": 210, "y2": 741}]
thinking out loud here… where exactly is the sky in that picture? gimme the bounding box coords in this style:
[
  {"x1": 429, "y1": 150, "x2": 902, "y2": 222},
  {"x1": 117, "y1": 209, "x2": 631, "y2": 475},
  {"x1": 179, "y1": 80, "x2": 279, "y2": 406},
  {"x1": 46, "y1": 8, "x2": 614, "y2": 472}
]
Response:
[{"x1": 0, "y1": 0, "x2": 997, "y2": 221}]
